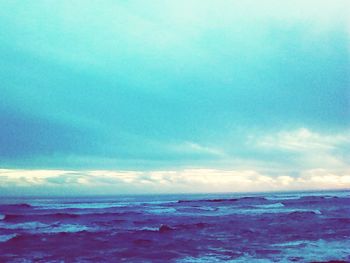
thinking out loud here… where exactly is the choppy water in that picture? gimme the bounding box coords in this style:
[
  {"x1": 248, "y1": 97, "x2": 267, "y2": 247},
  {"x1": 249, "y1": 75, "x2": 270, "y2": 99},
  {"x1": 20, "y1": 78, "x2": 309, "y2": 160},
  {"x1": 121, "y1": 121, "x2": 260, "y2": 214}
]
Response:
[{"x1": 0, "y1": 191, "x2": 349, "y2": 262}]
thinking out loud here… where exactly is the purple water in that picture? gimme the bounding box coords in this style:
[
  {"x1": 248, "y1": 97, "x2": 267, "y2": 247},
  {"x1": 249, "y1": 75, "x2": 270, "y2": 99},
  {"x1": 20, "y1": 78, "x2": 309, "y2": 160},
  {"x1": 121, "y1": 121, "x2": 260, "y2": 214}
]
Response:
[{"x1": 0, "y1": 191, "x2": 349, "y2": 262}]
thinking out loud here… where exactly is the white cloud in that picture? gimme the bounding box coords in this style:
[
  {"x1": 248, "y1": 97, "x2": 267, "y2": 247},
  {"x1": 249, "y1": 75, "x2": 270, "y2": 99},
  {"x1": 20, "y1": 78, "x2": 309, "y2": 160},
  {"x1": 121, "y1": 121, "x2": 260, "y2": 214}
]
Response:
[
  {"x1": 257, "y1": 128, "x2": 349, "y2": 151},
  {"x1": 0, "y1": 167, "x2": 349, "y2": 195},
  {"x1": 252, "y1": 128, "x2": 350, "y2": 169},
  {"x1": 169, "y1": 141, "x2": 224, "y2": 157}
]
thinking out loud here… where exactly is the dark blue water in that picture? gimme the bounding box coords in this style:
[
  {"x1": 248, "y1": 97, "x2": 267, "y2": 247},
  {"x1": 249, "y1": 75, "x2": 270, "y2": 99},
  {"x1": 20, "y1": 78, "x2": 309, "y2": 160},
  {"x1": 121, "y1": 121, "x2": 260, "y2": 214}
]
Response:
[{"x1": 1, "y1": 191, "x2": 350, "y2": 262}]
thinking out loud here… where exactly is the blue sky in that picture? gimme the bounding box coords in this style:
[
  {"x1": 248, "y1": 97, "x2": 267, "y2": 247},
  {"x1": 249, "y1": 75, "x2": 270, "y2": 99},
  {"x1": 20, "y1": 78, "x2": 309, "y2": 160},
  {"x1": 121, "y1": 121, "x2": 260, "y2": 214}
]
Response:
[{"x1": 0, "y1": 0, "x2": 349, "y2": 194}]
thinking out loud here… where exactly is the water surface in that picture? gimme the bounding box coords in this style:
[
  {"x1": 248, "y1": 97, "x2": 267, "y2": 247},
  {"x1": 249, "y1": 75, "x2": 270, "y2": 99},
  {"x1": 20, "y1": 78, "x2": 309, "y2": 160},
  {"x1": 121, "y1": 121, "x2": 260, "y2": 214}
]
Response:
[{"x1": 1, "y1": 191, "x2": 349, "y2": 262}]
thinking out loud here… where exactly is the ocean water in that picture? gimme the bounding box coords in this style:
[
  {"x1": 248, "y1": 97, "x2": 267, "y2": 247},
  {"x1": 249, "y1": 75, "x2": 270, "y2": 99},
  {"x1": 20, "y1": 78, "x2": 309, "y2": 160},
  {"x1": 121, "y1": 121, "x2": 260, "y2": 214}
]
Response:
[{"x1": 0, "y1": 191, "x2": 349, "y2": 262}]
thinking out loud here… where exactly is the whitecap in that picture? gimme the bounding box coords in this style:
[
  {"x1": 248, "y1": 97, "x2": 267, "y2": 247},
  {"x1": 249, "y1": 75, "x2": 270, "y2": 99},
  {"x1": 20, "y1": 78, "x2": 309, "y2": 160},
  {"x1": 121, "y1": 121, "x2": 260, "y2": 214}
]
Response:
[
  {"x1": 265, "y1": 195, "x2": 301, "y2": 201},
  {"x1": 0, "y1": 221, "x2": 48, "y2": 230},
  {"x1": 253, "y1": 203, "x2": 285, "y2": 209},
  {"x1": 0, "y1": 221, "x2": 90, "y2": 233},
  {"x1": 146, "y1": 207, "x2": 177, "y2": 214},
  {"x1": 139, "y1": 226, "x2": 159, "y2": 231},
  {"x1": 0, "y1": 234, "x2": 17, "y2": 243},
  {"x1": 41, "y1": 223, "x2": 89, "y2": 233},
  {"x1": 313, "y1": 209, "x2": 322, "y2": 215},
  {"x1": 35, "y1": 202, "x2": 129, "y2": 210},
  {"x1": 272, "y1": 240, "x2": 306, "y2": 247}
]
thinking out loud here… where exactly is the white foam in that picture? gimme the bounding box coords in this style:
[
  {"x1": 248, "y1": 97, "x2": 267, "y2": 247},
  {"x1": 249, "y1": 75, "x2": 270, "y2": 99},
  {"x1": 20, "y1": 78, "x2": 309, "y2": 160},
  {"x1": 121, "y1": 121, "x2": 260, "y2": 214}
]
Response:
[
  {"x1": 265, "y1": 196, "x2": 301, "y2": 201},
  {"x1": 0, "y1": 221, "x2": 48, "y2": 230},
  {"x1": 313, "y1": 209, "x2": 322, "y2": 215},
  {"x1": 219, "y1": 207, "x2": 322, "y2": 216},
  {"x1": 41, "y1": 224, "x2": 89, "y2": 233},
  {"x1": 272, "y1": 240, "x2": 306, "y2": 247},
  {"x1": 178, "y1": 254, "x2": 271, "y2": 263},
  {"x1": 275, "y1": 239, "x2": 350, "y2": 262},
  {"x1": 139, "y1": 226, "x2": 159, "y2": 231},
  {"x1": 0, "y1": 221, "x2": 89, "y2": 233},
  {"x1": 35, "y1": 202, "x2": 129, "y2": 210},
  {"x1": 253, "y1": 203, "x2": 285, "y2": 209},
  {"x1": 0, "y1": 234, "x2": 17, "y2": 242},
  {"x1": 146, "y1": 207, "x2": 177, "y2": 214}
]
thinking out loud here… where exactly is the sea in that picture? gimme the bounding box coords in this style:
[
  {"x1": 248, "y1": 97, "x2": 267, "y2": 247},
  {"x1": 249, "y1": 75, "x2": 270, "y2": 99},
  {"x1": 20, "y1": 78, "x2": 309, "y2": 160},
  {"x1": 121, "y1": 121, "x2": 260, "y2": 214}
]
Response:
[{"x1": 0, "y1": 190, "x2": 349, "y2": 262}]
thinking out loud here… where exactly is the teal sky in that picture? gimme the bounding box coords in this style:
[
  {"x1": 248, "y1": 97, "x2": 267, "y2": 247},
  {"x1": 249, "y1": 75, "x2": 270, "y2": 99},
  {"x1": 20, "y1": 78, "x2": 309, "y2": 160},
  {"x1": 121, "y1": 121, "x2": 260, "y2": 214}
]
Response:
[{"x1": 0, "y1": 0, "x2": 349, "y2": 194}]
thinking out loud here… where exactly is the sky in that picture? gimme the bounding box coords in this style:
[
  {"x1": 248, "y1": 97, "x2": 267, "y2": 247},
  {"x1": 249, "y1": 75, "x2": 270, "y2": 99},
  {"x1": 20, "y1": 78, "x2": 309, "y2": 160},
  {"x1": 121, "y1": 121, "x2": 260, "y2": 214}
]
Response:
[{"x1": 0, "y1": 0, "x2": 349, "y2": 195}]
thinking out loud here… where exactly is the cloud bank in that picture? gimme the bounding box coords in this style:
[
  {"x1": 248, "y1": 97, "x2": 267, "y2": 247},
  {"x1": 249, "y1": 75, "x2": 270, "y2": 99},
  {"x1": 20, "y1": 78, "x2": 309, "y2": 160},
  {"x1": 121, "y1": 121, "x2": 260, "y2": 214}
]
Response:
[
  {"x1": 1, "y1": 127, "x2": 349, "y2": 195},
  {"x1": 1, "y1": 167, "x2": 349, "y2": 196}
]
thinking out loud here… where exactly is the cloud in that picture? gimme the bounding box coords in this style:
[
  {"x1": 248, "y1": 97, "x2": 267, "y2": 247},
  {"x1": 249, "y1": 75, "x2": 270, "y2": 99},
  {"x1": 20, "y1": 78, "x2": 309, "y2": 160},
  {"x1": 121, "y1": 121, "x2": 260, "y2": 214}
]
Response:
[
  {"x1": 1, "y1": 168, "x2": 349, "y2": 195},
  {"x1": 0, "y1": 0, "x2": 348, "y2": 182},
  {"x1": 169, "y1": 141, "x2": 225, "y2": 157},
  {"x1": 256, "y1": 128, "x2": 349, "y2": 152},
  {"x1": 250, "y1": 128, "x2": 350, "y2": 170}
]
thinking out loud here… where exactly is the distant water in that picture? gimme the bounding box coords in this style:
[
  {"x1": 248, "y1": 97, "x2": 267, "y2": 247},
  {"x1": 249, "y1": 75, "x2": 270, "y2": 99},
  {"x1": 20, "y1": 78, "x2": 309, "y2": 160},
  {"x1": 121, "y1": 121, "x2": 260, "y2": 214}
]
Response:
[{"x1": 1, "y1": 191, "x2": 350, "y2": 262}]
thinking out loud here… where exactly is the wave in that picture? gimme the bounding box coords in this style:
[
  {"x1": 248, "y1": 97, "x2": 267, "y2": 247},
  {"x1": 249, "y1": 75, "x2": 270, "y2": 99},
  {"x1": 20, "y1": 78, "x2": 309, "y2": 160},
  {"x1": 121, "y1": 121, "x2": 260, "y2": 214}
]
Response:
[
  {"x1": 159, "y1": 224, "x2": 174, "y2": 233},
  {"x1": 287, "y1": 195, "x2": 350, "y2": 204},
  {"x1": 145, "y1": 207, "x2": 177, "y2": 214},
  {"x1": 35, "y1": 202, "x2": 131, "y2": 210},
  {"x1": 177, "y1": 198, "x2": 239, "y2": 204},
  {"x1": 253, "y1": 203, "x2": 285, "y2": 209},
  {"x1": 138, "y1": 222, "x2": 210, "y2": 233},
  {"x1": 0, "y1": 234, "x2": 17, "y2": 243},
  {"x1": 136, "y1": 224, "x2": 175, "y2": 233},
  {"x1": 0, "y1": 221, "x2": 90, "y2": 233},
  {"x1": 0, "y1": 221, "x2": 48, "y2": 230},
  {"x1": 0, "y1": 203, "x2": 32, "y2": 209},
  {"x1": 284, "y1": 210, "x2": 321, "y2": 219},
  {"x1": 238, "y1": 196, "x2": 267, "y2": 202},
  {"x1": 177, "y1": 196, "x2": 267, "y2": 204},
  {"x1": 3, "y1": 214, "x2": 22, "y2": 221},
  {"x1": 42, "y1": 223, "x2": 89, "y2": 233},
  {"x1": 265, "y1": 195, "x2": 301, "y2": 201},
  {"x1": 175, "y1": 207, "x2": 219, "y2": 213},
  {"x1": 138, "y1": 223, "x2": 207, "y2": 233},
  {"x1": 1, "y1": 211, "x2": 144, "y2": 225}
]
